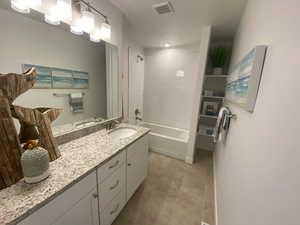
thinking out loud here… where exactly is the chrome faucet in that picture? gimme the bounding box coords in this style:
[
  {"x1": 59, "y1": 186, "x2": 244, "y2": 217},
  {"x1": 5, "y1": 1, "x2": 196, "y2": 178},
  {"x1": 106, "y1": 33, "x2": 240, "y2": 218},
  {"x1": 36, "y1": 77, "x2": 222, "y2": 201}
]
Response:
[
  {"x1": 135, "y1": 109, "x2": 142, "y2": 121},
  {"x1": 136, "y1": 116, "x2": 142, "y2": 121},
  {"x1": 105, "y1": 119, "x2": 120, "y2": 131}
]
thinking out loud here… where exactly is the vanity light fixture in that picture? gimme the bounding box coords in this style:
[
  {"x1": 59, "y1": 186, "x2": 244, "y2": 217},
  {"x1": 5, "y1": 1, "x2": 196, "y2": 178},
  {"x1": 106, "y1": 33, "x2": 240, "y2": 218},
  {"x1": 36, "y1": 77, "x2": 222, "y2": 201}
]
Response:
[
  {"x1": 70, "y1": 2, "x2": 84, "y2": 35},
  {"x1": 75, "y1": 0, "x2": 110, "y2": 40},
  {"x1": 11, "y1": 0, "x2": 111, "y2": 42},
  {"x1": 99, "y1": 18, "x2": 111, "y2": 39},
  {"x1": 81, "y1": 5, "x2": 95, "y2": 33},
  {"x1": 57, "y1": 0, "x2": 72, "y2": 20},
  {"x1": 26, "y1": 0, "x2": 42, "y2": 8},
  {"x1": 44, "y1": 0, "x2": 61, "y2": 25},
  {"x1": 11, "y1": 0, "x2": 30, "y2": 14},
  {"x1": 90, "y1": 24, "x2": 102, "y2": 42}
]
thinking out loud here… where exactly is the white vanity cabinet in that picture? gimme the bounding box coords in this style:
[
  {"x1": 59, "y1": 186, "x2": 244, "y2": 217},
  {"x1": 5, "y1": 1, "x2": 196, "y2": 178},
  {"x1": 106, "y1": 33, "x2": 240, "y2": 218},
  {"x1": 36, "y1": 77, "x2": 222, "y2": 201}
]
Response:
[
  {"x1": 16, "y1": 134, "x2": 149, "y2": 225},
  {"x1": 126, "y1": 135, "x2": 149, "y2": 200},
  {"x1": 17, "y1": 172, "x2": 98, "y2": 225},
  {"x1": 97, "y1": 135, "x2": 148, "y2": 225}
]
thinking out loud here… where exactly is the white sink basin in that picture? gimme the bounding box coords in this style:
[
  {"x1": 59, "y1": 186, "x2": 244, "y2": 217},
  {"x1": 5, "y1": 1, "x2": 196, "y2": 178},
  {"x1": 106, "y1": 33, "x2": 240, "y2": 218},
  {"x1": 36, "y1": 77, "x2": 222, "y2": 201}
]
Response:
[{"x1": 109, "y1": 127, "x2": 137, "y2": 140}]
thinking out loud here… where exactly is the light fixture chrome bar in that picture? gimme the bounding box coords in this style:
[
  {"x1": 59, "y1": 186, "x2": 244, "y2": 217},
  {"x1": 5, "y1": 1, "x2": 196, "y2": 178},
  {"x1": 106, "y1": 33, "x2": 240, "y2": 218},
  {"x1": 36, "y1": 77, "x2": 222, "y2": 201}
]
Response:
[{"x1": 73, "y1": 0, "x2": 107, "y2": 20}]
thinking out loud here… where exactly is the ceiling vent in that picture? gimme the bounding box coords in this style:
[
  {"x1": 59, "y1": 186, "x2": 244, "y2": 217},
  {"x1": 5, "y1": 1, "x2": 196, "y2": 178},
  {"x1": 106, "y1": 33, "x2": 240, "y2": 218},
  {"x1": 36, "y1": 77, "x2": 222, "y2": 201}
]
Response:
[{"x1": 152, "y1": 1, "x2": 174, "y2": 14}]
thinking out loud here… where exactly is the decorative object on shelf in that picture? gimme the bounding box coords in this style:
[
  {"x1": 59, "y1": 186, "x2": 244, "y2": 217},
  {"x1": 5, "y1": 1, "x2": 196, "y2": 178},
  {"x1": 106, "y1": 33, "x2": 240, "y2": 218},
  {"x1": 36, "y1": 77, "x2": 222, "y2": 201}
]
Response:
[
  {"x1": 0, "y1": 68, "x2": 62, "y2": 190},
  {"x1": 21, "y1": 140, "x2": 50, "y2": 184},
  {"x1": 226, "y1": 45, "x2": 267, "y2": 112},
  {"x1": 202, "y1": 101, "x2": 219, "y2": 116},
  {"x1": 204, "y1": 90, "x2": 214, "y2": 96},
  {"x1": 198, "y1": 125, "x2": 214, "y2": 136},
  {"x1": 211, "y1": 46, "x2": 228, "y2": 75},
  {"x1": 23, "y1": 64, "x2": 89, "y2": 89},
  {"x1": 11, "y1": 0, "x2": 111, "y2": 42}
]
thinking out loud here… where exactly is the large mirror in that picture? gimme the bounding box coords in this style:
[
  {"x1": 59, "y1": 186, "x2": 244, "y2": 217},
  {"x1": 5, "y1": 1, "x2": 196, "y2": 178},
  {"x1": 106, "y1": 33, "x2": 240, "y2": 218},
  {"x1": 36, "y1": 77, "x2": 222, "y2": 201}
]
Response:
[{"x1": 0, "y1": 1, "x2": 121, "y2": 135}]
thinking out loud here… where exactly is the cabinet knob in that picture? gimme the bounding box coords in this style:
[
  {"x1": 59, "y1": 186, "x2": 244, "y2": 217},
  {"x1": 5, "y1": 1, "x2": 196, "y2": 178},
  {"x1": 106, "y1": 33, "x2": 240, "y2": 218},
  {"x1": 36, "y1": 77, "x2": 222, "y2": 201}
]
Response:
[{"x1": 128, "y1": 163, "x2": 132, "y2": 166}]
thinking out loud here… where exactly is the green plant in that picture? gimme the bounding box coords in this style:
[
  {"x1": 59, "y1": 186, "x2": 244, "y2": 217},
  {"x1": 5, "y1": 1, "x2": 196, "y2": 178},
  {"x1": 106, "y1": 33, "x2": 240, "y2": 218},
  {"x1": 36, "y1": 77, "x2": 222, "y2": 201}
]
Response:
[{"x1": 211, "y1": 47, "x2": 228, "y2": 68}]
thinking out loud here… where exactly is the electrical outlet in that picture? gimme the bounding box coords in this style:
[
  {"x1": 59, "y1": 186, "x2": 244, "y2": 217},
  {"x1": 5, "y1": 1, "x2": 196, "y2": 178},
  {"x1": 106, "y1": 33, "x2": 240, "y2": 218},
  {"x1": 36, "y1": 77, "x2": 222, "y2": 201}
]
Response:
[{"x1": 201, "y1": 222, "x2": 210, "y2": 225}]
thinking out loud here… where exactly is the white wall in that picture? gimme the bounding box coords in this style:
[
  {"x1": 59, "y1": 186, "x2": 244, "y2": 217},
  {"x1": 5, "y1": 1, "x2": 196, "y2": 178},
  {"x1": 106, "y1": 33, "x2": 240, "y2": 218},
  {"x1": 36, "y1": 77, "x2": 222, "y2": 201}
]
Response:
[
  {"x1": 186, "y1": 26, "x2": 211, "y2": 163},
  {"x1": 0, "y1": 8, "x2": 107, "y2": 125},
  {"x1": 214, "y1": 1, "x2": 300, "y2": 225},
  {"x1": 143, "y1": 44, "x2": 201, "y2": 130}
]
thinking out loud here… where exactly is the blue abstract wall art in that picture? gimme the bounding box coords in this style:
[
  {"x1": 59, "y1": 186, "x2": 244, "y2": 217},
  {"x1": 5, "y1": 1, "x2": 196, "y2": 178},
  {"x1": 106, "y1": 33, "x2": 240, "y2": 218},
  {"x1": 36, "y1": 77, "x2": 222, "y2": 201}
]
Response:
[
  {"x1": 23, "y1": 64, "x2": 52, "y2": 88},
  {"x1": 22, "y1": 64, "x2": 89, "y2": 89},
  {"x1": 225, "y1": 45, "x2": 267, "y2": 112}
]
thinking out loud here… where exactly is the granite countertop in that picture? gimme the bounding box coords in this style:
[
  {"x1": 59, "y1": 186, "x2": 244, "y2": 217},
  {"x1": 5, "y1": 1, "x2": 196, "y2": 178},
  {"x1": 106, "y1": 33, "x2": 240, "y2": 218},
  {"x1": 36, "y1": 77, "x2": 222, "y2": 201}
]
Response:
[{"x1": 0, "y1": 124, "x2": 150, "y2": 225}]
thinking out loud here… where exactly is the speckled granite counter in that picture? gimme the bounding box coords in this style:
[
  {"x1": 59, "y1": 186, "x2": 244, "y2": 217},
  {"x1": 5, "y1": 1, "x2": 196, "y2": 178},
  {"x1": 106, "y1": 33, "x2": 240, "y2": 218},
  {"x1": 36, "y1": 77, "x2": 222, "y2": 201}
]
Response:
[{"x1": 0, "y1": 124, "x2": 150, "y2": 225}]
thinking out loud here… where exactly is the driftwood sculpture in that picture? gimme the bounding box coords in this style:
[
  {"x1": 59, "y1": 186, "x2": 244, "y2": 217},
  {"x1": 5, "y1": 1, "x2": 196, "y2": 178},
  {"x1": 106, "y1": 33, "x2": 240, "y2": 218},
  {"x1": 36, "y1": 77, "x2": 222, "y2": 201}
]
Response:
[
  {"x1": 13, "y1": 106, "x2": 63, "y2": 161},
  {"x1": 0, "y1": 97, "x2": 23, "y2": 188},
  {"x1": 0, "y1": 68, "x2": 63, "y2": 190}
]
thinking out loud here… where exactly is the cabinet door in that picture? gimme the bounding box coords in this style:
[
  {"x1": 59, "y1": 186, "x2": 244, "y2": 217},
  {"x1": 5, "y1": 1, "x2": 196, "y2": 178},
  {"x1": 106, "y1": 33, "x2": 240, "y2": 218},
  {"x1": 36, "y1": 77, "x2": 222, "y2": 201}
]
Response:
[
  {"x1": 18, "y1": 172, "x2": 97, "y2": 225},
  {"x1": 127, "y1": 135, "x2": 148, "y2": 200},
  {"x1": 52, "y1": 187, "x2": 99, "y2": 225}
]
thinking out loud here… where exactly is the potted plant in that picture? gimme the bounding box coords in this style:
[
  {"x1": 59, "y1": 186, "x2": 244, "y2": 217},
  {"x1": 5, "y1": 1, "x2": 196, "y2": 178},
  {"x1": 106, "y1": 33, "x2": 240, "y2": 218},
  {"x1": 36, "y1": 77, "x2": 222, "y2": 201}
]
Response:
[{"x1": 211, "y1": 47, "x2": 228, "y2": 75}]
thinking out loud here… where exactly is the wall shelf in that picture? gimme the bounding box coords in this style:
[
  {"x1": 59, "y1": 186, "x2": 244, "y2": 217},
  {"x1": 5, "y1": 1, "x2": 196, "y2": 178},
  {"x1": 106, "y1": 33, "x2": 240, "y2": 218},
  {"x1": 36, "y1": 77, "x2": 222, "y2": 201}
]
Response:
[
  {"x1": 205, "y1": 75, "x2": 228, "y2": 78},
  {"x1": 202, "y1": 95, "x2": 225, "y2": 99},
  {"x1": 199, "y1": 114, "x2": 218, "y2": 119},
  {"x1": 198, "y1": 133, "x2": 214, "y2": 138}
]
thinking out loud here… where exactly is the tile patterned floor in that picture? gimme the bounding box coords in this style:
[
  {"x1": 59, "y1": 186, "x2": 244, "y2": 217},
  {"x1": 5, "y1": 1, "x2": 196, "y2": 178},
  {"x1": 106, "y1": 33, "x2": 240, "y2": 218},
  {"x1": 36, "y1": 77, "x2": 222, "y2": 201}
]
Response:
[{"x1": 113, "y1": 151, "x2": 214, "y2": 225}]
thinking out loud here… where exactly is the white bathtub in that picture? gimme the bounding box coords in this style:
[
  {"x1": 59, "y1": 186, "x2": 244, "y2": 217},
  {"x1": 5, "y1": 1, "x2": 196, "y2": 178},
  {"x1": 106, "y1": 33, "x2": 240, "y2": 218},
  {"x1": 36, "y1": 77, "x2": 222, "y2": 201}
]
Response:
[{"x1": 143, "y1": 122, "x2": 189, "y2": 160}]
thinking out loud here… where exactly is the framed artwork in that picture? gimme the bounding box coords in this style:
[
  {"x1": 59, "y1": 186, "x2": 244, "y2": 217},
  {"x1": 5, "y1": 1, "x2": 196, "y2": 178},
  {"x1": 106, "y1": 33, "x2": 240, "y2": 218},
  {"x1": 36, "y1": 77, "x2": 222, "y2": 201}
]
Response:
[
  {"x1": 23, "y1": 64, "x2": 52, "y2": 88},
  {"x1": 52, "y1": 69, "x2": 73, "y2": 89},
  {"x1": 202, "y1": 101, "x2": 219, "y2": 116},
  {"x1": 225, "y1": 45, "x2": 267, "y2": 112},
  {"x1": 22, "y1": 64, "x2": 89, "y2": 89},
  {"x1": 72, "y1": 71, "x2": 89, "y2": 89}
]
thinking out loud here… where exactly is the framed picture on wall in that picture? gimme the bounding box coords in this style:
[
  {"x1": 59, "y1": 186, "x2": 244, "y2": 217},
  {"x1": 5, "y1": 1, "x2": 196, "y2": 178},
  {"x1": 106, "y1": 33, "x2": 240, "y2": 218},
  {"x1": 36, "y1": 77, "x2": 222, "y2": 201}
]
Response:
[
  {"x1": 202, "y1": 101, "x2": 219, "y2": 116},
  {"x1": 72, "y1": 71, "x2": 89, "y2": 89},
  {"x1": 225, "y1": 45, "x2": 267, "y2": 112},
  {"x1": 52, "y1": 69, "x2": 73, "y2": 89},
  {"x1": 23, "y1": 64, "x2": 52, "y2": 89}
]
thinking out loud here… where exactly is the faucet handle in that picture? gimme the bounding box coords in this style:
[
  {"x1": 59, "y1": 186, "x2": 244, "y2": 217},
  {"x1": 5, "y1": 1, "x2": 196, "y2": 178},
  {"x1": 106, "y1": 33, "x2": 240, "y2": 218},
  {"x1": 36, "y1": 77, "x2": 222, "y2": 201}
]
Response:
[{"x1": 135, "y1": 109, "x2": 141, "y2": 116}]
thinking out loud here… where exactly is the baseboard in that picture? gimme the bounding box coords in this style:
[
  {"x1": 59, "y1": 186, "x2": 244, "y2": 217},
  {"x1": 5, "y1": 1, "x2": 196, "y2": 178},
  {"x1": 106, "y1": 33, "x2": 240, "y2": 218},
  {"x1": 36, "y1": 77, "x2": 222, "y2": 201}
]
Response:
[
  {"x1": 149, "y1": 147, "x2": 186, "y2": 161},
  {"x1": 185, "y1": 156, "x2": 194, "y2": 164},
  {"x1": 213, "y1": 152, "x2": 219, "y2": 225}
]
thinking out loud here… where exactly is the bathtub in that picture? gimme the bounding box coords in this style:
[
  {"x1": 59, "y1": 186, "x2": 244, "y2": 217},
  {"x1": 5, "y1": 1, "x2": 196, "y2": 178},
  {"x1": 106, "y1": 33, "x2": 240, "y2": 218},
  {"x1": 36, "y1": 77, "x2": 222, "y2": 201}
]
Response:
[{"x1": 143, "y1": 122, "x2": 189, "y2": 161}]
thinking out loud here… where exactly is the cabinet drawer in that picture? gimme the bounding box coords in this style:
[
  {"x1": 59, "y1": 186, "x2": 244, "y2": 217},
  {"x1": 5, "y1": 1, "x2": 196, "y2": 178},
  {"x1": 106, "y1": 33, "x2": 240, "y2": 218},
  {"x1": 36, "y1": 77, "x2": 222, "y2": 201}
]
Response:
[
  {"x1": 127, "y1": 135, "x2": 148, "y2": 159},
  {"x1": 100, "y1": 190, "x2": 126, "y2": 225},
  {"x1": 18, "y1": 171, "x2": 97, "y2": 225},
  {"x1": 98, "y1": 163, "x2": 126, "y2": 212},
  {"x1": 97, "y1": 151, "x2": 125, "y2": 182}
]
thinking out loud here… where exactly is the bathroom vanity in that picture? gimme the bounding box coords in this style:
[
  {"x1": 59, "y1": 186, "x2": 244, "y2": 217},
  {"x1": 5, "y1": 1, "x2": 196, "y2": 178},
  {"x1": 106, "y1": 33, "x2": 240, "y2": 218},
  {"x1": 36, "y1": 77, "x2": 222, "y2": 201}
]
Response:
[{"x1": 0, "y1": 124, "x2": 150, "y2": 225}]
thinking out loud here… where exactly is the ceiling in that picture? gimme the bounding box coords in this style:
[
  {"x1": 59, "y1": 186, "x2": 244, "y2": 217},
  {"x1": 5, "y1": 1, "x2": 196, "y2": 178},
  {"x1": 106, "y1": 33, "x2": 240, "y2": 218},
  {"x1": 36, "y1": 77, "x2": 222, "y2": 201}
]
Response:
[{"x1": 110, "y1": 0, "x2": 248, "y2": 48}]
